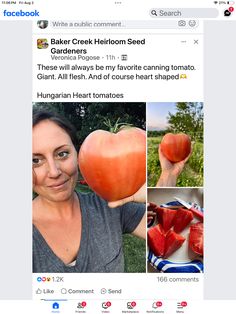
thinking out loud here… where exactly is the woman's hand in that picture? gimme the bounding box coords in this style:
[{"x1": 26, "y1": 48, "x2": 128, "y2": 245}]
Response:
[
  {"x1": 147, "y1": 202, "x2": 157, "y2": 225},
  {"x1": 156, "y1": 144, "x2": 192, "y2": 187},
  {"x1": 108, "y1": 183, "x2": 146, "y2": 208}
]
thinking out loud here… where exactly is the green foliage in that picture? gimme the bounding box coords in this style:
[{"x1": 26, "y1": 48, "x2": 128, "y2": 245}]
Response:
[
  {"x1": 147, "y1": 130, "x2": 166, "y2": 137},
  {"x1": 75, "y1": 183, "x2": 92, "y2": 194},
  {"x1": 147, "y1": 136, "x2": 203, "y2": 187},
  {"x1": 147, "y1": 137, "x2": 162, "y2": 186},
  {"x1": 188, "y1": 142, "x2": 204, "y2": 176},
  {"x1": 33, "y1": 102, "x2": 146, "y2": 147},
  {"x1": 123, "y1": 234, "x2": 146, "y2": 273},
  {"x1": 167, "y1": 102, "x2": 203, "y2": 142}
]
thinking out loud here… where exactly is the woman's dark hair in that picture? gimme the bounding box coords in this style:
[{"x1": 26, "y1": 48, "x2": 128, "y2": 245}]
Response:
[{"x1": 33, "y1": 110, "x2": 79, "y2": 152}]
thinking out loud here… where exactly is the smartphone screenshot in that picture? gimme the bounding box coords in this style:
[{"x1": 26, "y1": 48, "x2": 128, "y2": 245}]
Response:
[{"x1": 0, "y1": 0, "x2": 236, "y2": 313}]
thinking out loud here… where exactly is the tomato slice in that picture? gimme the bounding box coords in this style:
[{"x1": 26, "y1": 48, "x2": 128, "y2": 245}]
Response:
[
  {"x1": 148, "y1": 224, "x2": 165, "y2": 257},
  {"x1": 156, "y1": 207, "x2": 177, "y2": 232},
  {"x1": 164, "y1": 230, "x2": 185, "y2": 258},
  {"x1": 173, "y1": 208, "x2": 194, "y2": 233},
  {"x1": 189, "y1": 222, "x2": 203, "y2": 256}
]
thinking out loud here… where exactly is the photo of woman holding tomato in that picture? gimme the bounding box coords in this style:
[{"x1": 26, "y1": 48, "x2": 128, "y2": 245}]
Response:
[{"x1": 32, "y1": 103, "x2": 146, "y2": 273}]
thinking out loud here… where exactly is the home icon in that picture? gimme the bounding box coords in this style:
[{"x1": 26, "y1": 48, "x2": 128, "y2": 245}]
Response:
[{"x1": 52, "y1": 302, "x2": 60, "y2": 309}]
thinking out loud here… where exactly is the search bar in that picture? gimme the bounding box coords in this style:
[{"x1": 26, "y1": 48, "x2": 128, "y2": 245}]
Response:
[{"x1": 150, "y1": 8, "x2": 219, "y2": 18}]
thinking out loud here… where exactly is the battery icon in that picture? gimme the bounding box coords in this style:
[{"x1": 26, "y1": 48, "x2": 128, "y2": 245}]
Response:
[{"x1": 227, "y1": 1, "x2": 235, "y2": 4}]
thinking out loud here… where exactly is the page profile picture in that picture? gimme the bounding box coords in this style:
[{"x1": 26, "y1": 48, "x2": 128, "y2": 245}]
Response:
[
  {"x1": 37, "y1": 20, "x2": 48, "y2": 29},
  {"x1": 37, "y1": 38, "x2": 49, "y2": 49}
]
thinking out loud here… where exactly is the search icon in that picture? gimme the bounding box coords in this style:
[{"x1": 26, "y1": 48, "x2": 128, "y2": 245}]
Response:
[{"x1": 151, "y1": 9, "x2": 158, "y2": 16}]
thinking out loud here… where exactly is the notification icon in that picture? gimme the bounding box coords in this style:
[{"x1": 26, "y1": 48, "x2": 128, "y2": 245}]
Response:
[
  {"x1": 152, "y1": 301, "x2": 163, "y2": 308},
  {"x1": 77, "y1": 301, "x2": 87, "y2": 309},
  {"x1": 127, "y1": 301, "x2": 136, "y2": 309},
  {"x1": 102, "y1": 301, "x2": 111, "y2": 309},
  {"x1": 177, "y1": 301, "x2": 188, "y2": 309}
]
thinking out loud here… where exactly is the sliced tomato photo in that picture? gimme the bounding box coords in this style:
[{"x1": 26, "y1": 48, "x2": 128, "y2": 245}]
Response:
[
  {"x1": 189, "y1": 222, "x2": 204, "y2": 256},
  {"x1": 148, "y1": 224, "x2": 165, "y2": 257},
  {"x1": 156, "y1": 207, "x2": 177, "y2": 232},
  {"x1": 173, "y1": 208, "x2": 194, "y2": 233},
  {"x1": 164, "y1": 230, "x2": 185, "y2": 258}
]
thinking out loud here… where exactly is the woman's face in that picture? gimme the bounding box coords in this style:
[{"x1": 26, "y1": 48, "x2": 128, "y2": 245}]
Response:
[{"x1": 33, "y1": 120, "x2": 78, "y2": 202}]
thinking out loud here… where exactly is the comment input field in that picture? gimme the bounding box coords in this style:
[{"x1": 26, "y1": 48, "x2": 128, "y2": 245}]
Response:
[{"x1": 50, "y1": 20, "x2": 200, "y2": 29}]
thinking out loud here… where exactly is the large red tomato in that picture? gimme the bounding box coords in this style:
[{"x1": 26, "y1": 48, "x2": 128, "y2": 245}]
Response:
[
  {"x1": 78, "y1": 127, "x2": 146, "y2": 202},
  {"x1": 160, "y1": 133, "x2": 191, "y2": 163}
]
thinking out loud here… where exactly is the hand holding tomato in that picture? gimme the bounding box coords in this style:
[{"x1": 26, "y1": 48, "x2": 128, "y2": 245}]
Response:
[
  {"x1": 156, "y1": 143, "x2": 192, "y2": 187},
  {"x1": 108, "y1": 183, "x2": 146, "y2": 208}
]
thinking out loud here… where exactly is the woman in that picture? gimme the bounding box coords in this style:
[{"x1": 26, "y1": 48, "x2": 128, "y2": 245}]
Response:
[{"x1": 33, "y1": 111, "x2": 146, "y2": 273}]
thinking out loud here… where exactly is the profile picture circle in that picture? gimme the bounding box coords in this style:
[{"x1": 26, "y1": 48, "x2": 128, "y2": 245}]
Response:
[
  {"x1": 37, "y1": 38, "x2": 49, "y2": 49},
  {"x1": 37, "y1": 20, "x2": 48, "y2": 29}
]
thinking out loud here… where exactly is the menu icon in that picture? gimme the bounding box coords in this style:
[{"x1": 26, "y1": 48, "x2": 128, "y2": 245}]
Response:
[{"x1": 177, "y1": 301, "x2": 187, "y2": 309}]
